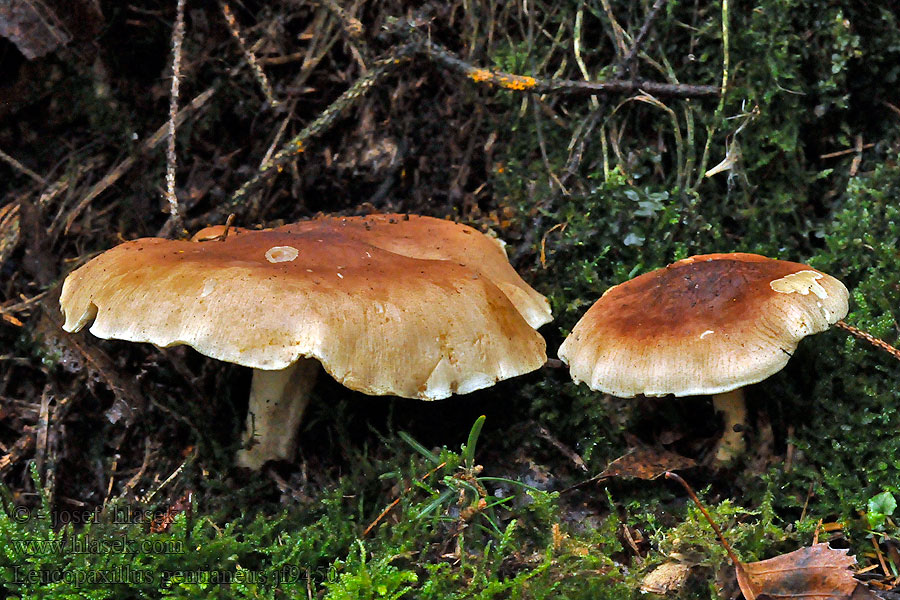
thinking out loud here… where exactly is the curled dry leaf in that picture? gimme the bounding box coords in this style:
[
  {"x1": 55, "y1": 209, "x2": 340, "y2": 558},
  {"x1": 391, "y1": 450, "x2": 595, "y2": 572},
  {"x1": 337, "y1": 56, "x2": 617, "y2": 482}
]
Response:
[
  {"x1": 641, "y1": 561, "x2": 693, "y2": 594},
  {"x1": 737, "y1": 543, "x2": 873, "y2": 600},
  {"x1": 600, "y1": 446, "x2": 697, "y2": 480},
  {"x1": 0, "y1": 0, "x2": 70, "y2": 59},
  {"x1": 665, "y1": 474, "x2": 878, "y2": 600}
]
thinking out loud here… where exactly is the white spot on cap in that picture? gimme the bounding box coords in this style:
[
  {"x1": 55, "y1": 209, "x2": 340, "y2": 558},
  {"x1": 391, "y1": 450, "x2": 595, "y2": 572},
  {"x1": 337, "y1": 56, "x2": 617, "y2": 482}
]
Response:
[
  {"x1": 770, "y1": 270, "x2": 828, "y2": 299},
  {"x1": 200, "y1": 279, "x2": 217, "y2": 298},
  {"x1": 700, "y1": 329, "x2": 714, "y2": 339},
  {"x1": 265, "y1": 246, "x2": 299, "y2": 263}
]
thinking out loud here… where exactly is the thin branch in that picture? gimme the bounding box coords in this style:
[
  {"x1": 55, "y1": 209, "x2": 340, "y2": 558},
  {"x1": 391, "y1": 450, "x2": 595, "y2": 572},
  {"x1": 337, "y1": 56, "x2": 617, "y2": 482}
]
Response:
[
  {"x1": 164, "y1": 0, "x2": 187, "y2": 237},
  {"x1": 665, "y1": 472, "x2": 745, "y2": 570},
  {"x1": 621, "y1": 0, "x2": 668, "y2": 71},
  {"x1": 573, "y1": 5, "x2": 598, "y2": 109},
  {"x1": 718, "y1": 0, "x2": 731, "y2": 106},
  {"x1": 0, "y1": 147, "x2": 47, "y2": 185},
  {"x1": 260, "y1": 99, "x2": 297, "y2": 170},
  {"x1": 598, "y1": 0, "x2": 630, "y2": 58},
  {"x1": 419, "y1": 38, "x2": 719, "y2": 98},
  {"x1": 531, "y1": 95, "x2": 568, "y2": 195},
  {"x1": 318, "y1": 0, "x2": 364, "y2": 39},
  {"x1": 835, "y1": 320, "x2": 900, "y2": 363},
  {"x1": 694, "y1": 0, "x2": 731, "y2": 190},
  {"x1": 220, "y1": 2, "x2": 280, "y2": 108},
  {"x1": 820, "y1": 143, "x2": 874, "y2": 160},
  {"x1": 223, "y1": 14, "x2": 715, "y2": 214}
]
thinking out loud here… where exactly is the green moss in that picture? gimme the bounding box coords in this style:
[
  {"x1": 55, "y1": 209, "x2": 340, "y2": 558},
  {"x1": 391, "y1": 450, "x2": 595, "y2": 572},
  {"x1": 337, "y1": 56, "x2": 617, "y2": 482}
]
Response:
[
  {"x1": 1, "y1": 430, "x2": 641, "y2": 599},
  {"x1": 766, "y1": 162, "x2": 900, "y2": 521}
]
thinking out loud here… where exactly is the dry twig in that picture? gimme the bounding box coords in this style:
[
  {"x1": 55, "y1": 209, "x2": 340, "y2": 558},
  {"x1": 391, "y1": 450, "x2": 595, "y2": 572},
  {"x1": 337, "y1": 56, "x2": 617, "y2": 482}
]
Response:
[
  {"x1": 221, "y1": 2, "x2": 280, "y2": 108},
  {"x1": 622, "y1": 0, "x2": 669, "y2": 70},
  {"x1": 835, "y1": 320, "x2": 900, "y2": 363},
  {"x1": 419, "y1": 37, "x2": 718, "y2": 98},
  {"x1": 224, "y1": 14, "x2": 715, "y2": 214},
  {"x1": 319, "y1": 0, "x2": 364, "y2": 39},
  {"x1": 0, "y1": 428, "x2": 36, "y2": 474},
  {"x1": 0, "y1": 147, "x2": 47, "y2": 185},
  {"x1": 164, "y1": 0, "x2": 188, "y2": 236},
  {"x1": 0, "y1": 291, "x2": 49, "y2": 324}
]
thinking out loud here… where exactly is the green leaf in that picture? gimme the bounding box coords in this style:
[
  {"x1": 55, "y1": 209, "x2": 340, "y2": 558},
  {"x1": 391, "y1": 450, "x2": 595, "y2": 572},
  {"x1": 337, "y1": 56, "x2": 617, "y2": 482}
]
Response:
[
  {"x1": 869, "y1": 491, "x2": 896, "y2": 517},
  {"x1": 398, "y1": 431, "x2": 441, "y2": 465},
  {"x1": 462, "y1": 415, "x2": 486, "y2": 471},
  {"x1": 866, "y1": 492, "x2": 896, "y2": 530}
]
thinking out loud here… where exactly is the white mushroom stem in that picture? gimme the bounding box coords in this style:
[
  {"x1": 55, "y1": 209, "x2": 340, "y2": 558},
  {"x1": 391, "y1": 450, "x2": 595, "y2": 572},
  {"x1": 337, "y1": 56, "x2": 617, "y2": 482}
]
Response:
[
  {"x1": 236, "y1": 358, "x2": 319, "y2": 470},
  {"x1": 712, "y1": 388, "x2": 747, "y2": 464}
]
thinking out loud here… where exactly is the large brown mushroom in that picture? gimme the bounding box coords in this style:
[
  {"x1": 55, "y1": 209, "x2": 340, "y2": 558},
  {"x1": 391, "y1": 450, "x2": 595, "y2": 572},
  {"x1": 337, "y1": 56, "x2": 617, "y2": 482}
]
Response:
[
  {"x1": 60, "y1": 214, "x2": 551, "y2": 469},
  {"x1": 558, "y1": 253, "x2": 848, "y2": 463}
]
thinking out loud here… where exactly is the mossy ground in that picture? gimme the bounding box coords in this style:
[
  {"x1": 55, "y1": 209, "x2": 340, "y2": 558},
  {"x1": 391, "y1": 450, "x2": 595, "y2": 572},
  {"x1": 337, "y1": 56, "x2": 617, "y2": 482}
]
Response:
[{"x1": 1, "y1": 0, "x2": 899, "y2": 598}]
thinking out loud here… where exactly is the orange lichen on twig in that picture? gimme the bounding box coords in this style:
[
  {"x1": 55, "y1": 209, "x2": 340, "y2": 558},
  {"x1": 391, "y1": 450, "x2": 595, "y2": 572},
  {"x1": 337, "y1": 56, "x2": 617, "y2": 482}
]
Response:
[{"x1": 467, "y1": 69, "x2": 536, "y2": 90}]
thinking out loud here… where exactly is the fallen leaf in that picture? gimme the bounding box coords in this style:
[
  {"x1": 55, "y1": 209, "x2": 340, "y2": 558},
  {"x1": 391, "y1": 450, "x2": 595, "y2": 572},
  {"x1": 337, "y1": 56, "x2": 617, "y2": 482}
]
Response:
[
  {"x1": 0, "y1": 0, "x2": 70, "y2": 59},
  {"x1": 737, "y1": 543, "x2": 870, "y2": 600},
  {"x1": 150, "y1": 491, "x2": 193, "y2": 533},
  {"x1": 600, "y1": 446, "x2": 696, "y2": 480},
  {"x1": 665, "y1": 473, "x2": 879, "y2": 600},
  {"x1": 641, "y1": 561, "x2": 693, "y2": 594},
  {"x1": 35, "y1": 306, "x2": 145, "y2": 426}
]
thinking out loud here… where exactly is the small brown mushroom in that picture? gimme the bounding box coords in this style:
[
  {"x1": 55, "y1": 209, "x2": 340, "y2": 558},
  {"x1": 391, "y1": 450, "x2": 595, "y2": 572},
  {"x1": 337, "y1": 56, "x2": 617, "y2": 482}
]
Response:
[
  {"x1": 558, "y1": 253, "x2": 848, "y2": 464},
  {"x1": 60, "y1": 214, "x2": 552, "y2": 469}
]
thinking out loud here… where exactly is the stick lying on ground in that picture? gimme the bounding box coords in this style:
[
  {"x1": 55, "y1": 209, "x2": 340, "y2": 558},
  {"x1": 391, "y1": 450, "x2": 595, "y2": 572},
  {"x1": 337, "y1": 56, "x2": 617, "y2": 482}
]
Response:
[{"x1": 417, "y1": 37, "x2": 720, "y2": 99}]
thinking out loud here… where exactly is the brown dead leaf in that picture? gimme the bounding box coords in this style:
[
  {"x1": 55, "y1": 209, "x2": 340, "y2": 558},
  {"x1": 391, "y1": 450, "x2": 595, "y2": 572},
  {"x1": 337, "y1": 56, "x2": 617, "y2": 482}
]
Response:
[
  {"x1": 0, "y1": 0, "x2": 70, "y2": 59},
  {"x1": 35, "y1": 303, "x2": 145, "y2": 426},
  {"x1": 600, "y1": 446, "x2": 697, "y2": 480},
  {"x1": 641, "y1": 561, "x2": 693, "y2": 594},
  {"x1": 737, "y1": 543, "x2": 872, "y2": 600},
  {"x1": 150, "y1": 491, "x2": 193, "y2": 533},
  {"x1": 665, "y1": 473, "x2": 878, "y2": 600}
]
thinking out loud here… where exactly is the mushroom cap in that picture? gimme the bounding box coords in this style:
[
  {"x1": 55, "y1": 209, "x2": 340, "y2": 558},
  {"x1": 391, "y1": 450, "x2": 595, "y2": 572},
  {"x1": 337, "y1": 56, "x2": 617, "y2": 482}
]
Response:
[
  {"x1": 558, "y1": 253, "x2": 848, "y2": 397},
  {"x1": 60, "y1": 215, "x2": 550, "y2": 400},
  {"x1": 192, "y1": 214, "x2": 552, "y2": 329}
]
